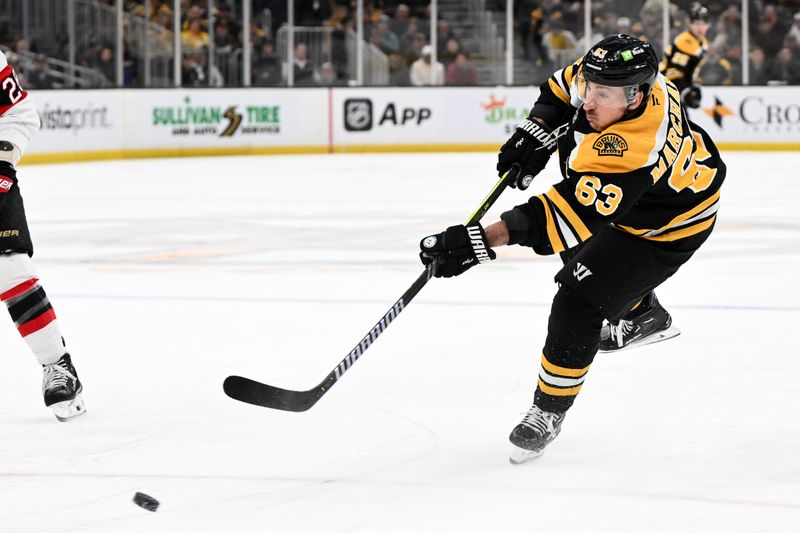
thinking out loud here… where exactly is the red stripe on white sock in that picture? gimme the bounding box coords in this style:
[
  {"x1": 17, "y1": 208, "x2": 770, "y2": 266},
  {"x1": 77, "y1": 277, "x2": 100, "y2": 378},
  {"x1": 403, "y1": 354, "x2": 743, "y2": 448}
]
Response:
[
  {"x1": 18, "y1": 308, "x2": 57, "y2": 337},
  {"x1": 0, "y1": 278, "x2": 39, "y2": 302}
]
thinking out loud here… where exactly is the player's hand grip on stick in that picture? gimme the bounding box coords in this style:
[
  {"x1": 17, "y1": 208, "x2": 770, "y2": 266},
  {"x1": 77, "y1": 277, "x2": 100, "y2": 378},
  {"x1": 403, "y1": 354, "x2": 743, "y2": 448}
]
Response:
[
  {"x1": 497, "y1": 119, "x2": 560, "y2": 190},
  {"x1": 222, "y1": 164, "x2": 520, "y2": 412},
  {"x1": 419, "y1": 224, "x2": 495, "y2": 278}
]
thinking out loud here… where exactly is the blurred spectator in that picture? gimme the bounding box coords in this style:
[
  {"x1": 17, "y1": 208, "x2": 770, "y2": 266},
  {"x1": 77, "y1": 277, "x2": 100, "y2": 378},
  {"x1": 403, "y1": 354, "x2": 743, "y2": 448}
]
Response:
[
  {"x1": 317, "y1": 61, "x2": 345, "y2": 86},
  {"x1": 27, "y1": 54, "x2": 54, "y2": 90},
  {"x1": 542, "y1": 20, "x2": 578, "y2": 67},
  {"x1": 182, "y1": 51, "x2": 203, "y2": 86},
  {"x1": 248, "y1": 18, "x2": 269, "y2": 49},
  {"x1": 435, "y1": 20, "x2": 455, "y2": 54},
  {"x1": 410, "y1": 44, "x2": 444, "y2": 85},
  {"x1": 407, "y1": 31, "x2": 428, "y2": 61},
  {"x1": 709, "y1": 18, "x2": 732, "y2": 52},
  {"x1": 123, "y1": 42, "x2": 139, "y2": 87},
  {"x1": 617, "y1": 16, "x2": 632, "y2": 35},
  {"x1": 372, "y1": 15, "x2": 400, "y2": 54},
  {"x1": 80, "y1": 38, "x2": 102, "y2": 69},
  {"x1": 215, "y1": 3, "x2": 241, "y2": 43},
  {"x1": 774, "y1": 35, "x2": 800, "y2": 83},
  {"x1": 183, "y1": 5, "x2": 206, "y2": 32},
  {"x1": 401, "y1": 25, "x2": 426, "y2": 61},
  {"x1": 754, "y1": 5, "x2": 786, "y2": 59},
  {"x1": 440, "y1": 38, "x2": 461, "y2": 67},
  {"x1": 445, "y1": 52, "x2": 478, "y2": 85},
  {"x1": 289, "y1": 42, "x2": 314, "y2": 86},
  {"x1": 198, "y1": 48, "x2": 224, "y2": 87},
  {"x1": 747, "y1": 47, "x2": 771, "y2": 86},
  {"x1": 214, "y1": 19, "x2": 237, "y2": 52},
  {"x1": 182, "y1": 19, "x2": 209, "y2": 51},
  {"x1": 698, "y1": 46, "x2": 733, "y2": 85},
  {"x1": 391, "y1": 4, "x2": 411, "y2": 37},
  {"x1": 97, "y1": 47, "x2": 116, "y2": 86},
  {"x1": 389, "y1": 52, "x2": 411, "y2": 85},
  {"x1": 253, "y1": 40, "x2": 282, "y2": 86},
  {"x1": 788, "y1": 12, "x2": 800, "y2": 45},
  {"x1": 526, "y1": 5, "x2": 548, "y2": 66}
]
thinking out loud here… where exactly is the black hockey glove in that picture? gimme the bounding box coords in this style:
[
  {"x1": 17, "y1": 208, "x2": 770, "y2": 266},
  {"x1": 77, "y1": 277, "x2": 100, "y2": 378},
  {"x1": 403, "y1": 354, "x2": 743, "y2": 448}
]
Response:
[
  {"x1": 419, "y1": 224, "x2": 496, "y2": 278},
  {"x1": 681, "y1": 85, "x2": 702, "y2": 109},
  {"x1": 497, "y1": 118, "x2": 559, "y2": 190}
]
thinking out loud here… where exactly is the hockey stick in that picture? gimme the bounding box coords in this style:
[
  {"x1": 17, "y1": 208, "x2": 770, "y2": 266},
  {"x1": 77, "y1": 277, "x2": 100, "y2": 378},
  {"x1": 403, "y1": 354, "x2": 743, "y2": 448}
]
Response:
[{"x1": 223, "y1": 164, "x2": 520, "y2": 412}]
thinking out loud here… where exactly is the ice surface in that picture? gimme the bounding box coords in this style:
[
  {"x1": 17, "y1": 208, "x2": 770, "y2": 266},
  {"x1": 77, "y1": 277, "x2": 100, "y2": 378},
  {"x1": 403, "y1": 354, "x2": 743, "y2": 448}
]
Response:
[{"x1": 2, "y1": 152, "x2": 798, "y2": 531}]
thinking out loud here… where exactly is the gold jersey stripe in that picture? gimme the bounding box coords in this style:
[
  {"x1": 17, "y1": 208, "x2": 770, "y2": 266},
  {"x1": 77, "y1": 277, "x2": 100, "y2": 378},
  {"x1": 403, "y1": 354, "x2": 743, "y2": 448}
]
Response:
[
  {"x1": 537, "y1": 195, "x2": 566, "y2": 253},
  {"x1": 544, "y1": 188, "x2": 593, "y2": 241},
  {"x1": 659, "y1": 189, "x2": 721, "y2": 231},
  {"x1": 615, "y1": 189, "x2": 720, "y2": 236},
  {"x1": 636, "y1": 214, "x2": 716, "y2": 242},
  {"x1": 548, "y1": 77, "x2": 570, "y2": 105},
  {"x1": 541, "y1": 353, "x2": 591, "y2": 378},
  {"x1": 538, "y1": 379, "x2": 583, "y2": 397}
]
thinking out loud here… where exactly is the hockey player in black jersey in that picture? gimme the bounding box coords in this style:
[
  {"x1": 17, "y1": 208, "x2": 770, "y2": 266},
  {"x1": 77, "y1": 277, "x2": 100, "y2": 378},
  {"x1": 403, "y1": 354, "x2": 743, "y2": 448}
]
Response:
[
  {"x1": 661, "y1": 2, "x2": 710, "y2": 109},
  {"x1": 419, "y1": 34, "x2": 725, "y2": 462}
]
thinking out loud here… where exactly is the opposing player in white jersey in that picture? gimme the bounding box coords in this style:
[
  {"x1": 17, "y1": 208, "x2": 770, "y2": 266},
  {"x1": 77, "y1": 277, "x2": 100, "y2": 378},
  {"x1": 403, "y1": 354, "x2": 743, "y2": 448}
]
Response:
[{"x1": 0, "y1": 50, "x2": 86, "y2": 421}]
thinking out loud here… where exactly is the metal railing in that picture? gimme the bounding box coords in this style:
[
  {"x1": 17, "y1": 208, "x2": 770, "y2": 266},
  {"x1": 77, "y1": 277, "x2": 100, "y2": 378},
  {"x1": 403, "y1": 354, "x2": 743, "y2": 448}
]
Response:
[
  {"x1": 276, "y1": 26, "x2": 388, "y2": 86},
  {"x1": 0, "y1": 44, "x2": 102, "y2": 88}
]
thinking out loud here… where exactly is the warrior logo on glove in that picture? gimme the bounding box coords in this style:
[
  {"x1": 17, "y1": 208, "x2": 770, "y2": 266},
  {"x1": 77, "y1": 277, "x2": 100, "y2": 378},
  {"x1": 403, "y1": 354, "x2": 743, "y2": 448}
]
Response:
[
  {"x1": 420, "y1": 223, "x2": 496, "y2": 278},
  {"x1": 497, "y1": 120, "x2": 567, "y2": 190}
]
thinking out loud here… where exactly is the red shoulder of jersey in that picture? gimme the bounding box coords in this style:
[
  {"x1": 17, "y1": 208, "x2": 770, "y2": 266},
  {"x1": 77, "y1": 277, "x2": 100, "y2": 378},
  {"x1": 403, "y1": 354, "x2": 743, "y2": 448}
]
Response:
[{"x1": 0, "y1": 64, "x2": 28, "y2": 116}]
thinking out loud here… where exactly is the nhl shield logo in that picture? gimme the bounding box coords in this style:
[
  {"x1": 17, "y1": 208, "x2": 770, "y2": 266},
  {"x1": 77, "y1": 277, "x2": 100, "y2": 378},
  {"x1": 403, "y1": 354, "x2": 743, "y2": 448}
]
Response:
[
  {"x1": 344, "y1": 98, "x2": 373, "y2": 131},
  {"x1": 593, "y1": 133, "x2": 628, "y2": 157}
]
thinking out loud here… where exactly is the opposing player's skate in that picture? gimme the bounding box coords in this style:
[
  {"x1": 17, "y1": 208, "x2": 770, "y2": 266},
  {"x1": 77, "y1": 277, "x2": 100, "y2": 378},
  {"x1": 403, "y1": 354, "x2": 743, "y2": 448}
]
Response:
[
  {"x1": 509, "y1": 404, "x2": 565, "y2": 464},
  {"x1": 42, "y1": 353, "x2": 85, "y2": 421},
  {"x1": 599, "y1": 292, "x2": 680, "y2": 352}
]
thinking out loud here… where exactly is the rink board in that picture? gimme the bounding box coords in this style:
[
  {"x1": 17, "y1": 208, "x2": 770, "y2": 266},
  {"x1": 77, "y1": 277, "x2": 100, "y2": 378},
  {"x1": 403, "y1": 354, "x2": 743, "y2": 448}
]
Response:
[{"x1": 22, "y1": 85, "x2": 800, "y2": 163}]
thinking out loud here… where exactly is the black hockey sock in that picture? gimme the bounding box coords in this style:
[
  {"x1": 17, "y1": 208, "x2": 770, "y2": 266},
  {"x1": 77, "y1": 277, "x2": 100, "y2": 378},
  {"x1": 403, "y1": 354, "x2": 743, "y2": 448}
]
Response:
[{"x1": 534, "y1": 284, "x2": 603, "y2": 413}]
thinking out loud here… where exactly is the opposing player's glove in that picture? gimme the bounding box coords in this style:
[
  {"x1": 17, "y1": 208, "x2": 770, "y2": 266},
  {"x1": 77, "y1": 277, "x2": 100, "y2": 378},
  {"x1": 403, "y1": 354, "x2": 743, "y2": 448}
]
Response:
[
  {"x1": 681, "y1": 85, "x2": 702, "y2": 109},
  {"x1": 497, "y1": 118, "x2": 559, "y2": 190},
  {"x1": 419, "y1": 224, "x2": 496, "y2": 278}
]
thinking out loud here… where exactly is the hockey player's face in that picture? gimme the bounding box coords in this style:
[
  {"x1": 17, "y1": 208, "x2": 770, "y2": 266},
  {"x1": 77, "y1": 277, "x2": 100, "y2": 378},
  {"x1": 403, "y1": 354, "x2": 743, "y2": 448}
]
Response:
[
  {"x1": 689, "y1": 20, "x2": 710, "y2": 38},
  {"x1": 580, "y1": 81, "x2": 630, "y2": 131}
]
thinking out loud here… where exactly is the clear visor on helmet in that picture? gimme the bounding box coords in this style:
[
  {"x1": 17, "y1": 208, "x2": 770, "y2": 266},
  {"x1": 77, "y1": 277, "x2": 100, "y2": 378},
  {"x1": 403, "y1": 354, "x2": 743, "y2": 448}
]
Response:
[{"x1": 577, "y1": 70, "x2": 640, "y2": 107}]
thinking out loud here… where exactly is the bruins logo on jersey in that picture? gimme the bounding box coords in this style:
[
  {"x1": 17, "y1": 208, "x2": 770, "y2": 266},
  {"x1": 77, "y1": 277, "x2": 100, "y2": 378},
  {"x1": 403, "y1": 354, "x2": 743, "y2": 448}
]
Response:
[{"x1": 593, "y1": 134, "x2": 628, "y2": 157}]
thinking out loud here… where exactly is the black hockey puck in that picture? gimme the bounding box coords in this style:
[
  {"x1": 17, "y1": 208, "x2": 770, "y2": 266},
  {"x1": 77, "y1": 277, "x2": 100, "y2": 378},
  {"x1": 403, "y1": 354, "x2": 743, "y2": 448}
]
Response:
[{"x1": 133, "y1": 492, "x2": 159, "y2": 512}]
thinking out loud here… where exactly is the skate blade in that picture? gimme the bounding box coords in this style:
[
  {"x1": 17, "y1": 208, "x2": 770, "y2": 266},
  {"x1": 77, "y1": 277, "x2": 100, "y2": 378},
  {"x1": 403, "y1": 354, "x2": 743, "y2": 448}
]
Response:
[
  {"x1": 509, "y1": 445, "x2": 544, "y2": 465},
  {"x1": 599, "y1": 326, "x2": 680, "y2": 353},
  {"x1": 51, "y1": 395, "x2": 86, "y2": 422}
]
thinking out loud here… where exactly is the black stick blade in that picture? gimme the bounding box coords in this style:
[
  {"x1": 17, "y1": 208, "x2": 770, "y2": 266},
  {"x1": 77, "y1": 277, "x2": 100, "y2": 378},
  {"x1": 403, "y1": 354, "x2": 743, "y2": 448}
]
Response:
[{"x1": 223, "y1": 376, "x2": 322, "y2": 412}]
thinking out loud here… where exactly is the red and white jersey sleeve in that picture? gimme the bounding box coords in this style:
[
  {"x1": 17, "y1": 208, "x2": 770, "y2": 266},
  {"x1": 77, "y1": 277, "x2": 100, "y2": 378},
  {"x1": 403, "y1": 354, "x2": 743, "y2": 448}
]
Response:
[{"x1": 0, "y1": 50, "x2": 41, "y2": 157}]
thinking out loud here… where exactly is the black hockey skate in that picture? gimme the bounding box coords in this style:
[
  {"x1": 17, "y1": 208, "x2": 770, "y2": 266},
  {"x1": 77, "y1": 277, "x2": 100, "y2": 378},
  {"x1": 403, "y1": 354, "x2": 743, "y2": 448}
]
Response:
[
  {"x1": 42, "y1": 353, "x2": 86, "y2": 421},
  {"x1": 509, "y1": 404, "x2": 565, "y2": 464},
  {"x1": 599, "y1": 292, "x2": 680, "y2": 352}
]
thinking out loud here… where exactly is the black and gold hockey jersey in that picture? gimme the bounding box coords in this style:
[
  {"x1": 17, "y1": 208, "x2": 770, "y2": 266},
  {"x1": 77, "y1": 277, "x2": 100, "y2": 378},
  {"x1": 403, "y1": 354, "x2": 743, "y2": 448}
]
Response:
[
  {"x1": 659, "y1": 30, "x2": 708, "y2": 92},
  {"x1": 506, "y1": 60, "x2": 725, "y2": 256}
]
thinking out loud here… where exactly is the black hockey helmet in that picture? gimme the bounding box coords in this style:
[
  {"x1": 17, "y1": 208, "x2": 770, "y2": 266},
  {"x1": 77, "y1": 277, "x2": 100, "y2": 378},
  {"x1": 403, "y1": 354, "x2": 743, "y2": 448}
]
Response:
[
  {"x1": 689, "y1": 2, "x2": 709, "y2": 22},
  {"x1": 581, "y1": 34, "x2": 659, "y2": 103}
]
